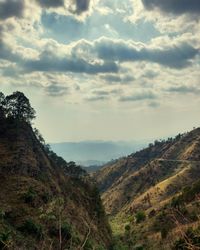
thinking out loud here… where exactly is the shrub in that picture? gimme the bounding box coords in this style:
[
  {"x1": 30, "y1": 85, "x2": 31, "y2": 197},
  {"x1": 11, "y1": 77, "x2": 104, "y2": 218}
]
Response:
[
  {"x1": 41, "y1": 192, "x2": 51, "y2": 203},
  {"x1": 135, "y1": 211, "x2": 146, "y2": 223},
  {"x1": 19, "y1": 219, "x2": 43, "y2": 239},
  {"x1": 96, "y1": 245, "x2": 106, "y2": 250},
  {"x1": 61, "y1": 222, "x2": 72, "y2": 240},
  {"x1": 125, "y1": 224, "x2": 131, "y2": 232},
  {"x1": 23, "y1": 187, "x2": 37, "y2": 204},
  {"x1": 49, "y1": 221, "x2": 72, "y2": 241},
  {"x1": 152, "y1": 211, "x2": 174, "y2": 239},
  {"x1": 84, "y1": 239, "x2": 94, "y2": 250},
  {"x1": 0, "y1": 230, "x2": 11, "y2": 249}
]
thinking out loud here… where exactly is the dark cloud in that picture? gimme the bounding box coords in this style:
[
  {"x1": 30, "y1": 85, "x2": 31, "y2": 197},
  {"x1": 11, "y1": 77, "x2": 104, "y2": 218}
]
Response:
[
  {"x1": 96, "y1": 39, "x2": 199, "y2": 68},
  {"x1": 36, "y1": 0, "x2": 91, "y2": 14},
  {"x1": 142, "y1": 70, "x2": 158, "y2": 79},
  {"x1": 2, "y1": 65, "x2": 18, "y2": 77},
  {"x1": 119, "y1": 91, "x2": 156, "y2": 102},
  {"x1": 74, "y1": 0, "x2": 90, "y2": 14},
  {"x1": 0, "y1": 0, "x2": 25, "y2": 20},
  {"x1": 0, "y1": 37, "x2": 119, "y2": 75},
  {"x1": 87, "y1": 88, "x2": 123, "y2": 101},
  {"x1": 92, "y1": 90, "x2": 110, "y2": 96},
  {"x1": 101, "y1": 74, "x2": 135, "y2": 84},
  {"x1": 36, "y1": 0, "x2": 64, "y2": 8},
  {"x1": 45, "y1": 84, "x2": 69, "y2": 96},
  {"x1": 167, "y1": 85, "x2": 200, "y2": 94},
  {"x1": 1, "y1": 36, "x2": 198, "y2": 76},
  {"x1": 86, "y1": 95, "x2": 109, "y2": 102},
  {"x1": 23, "y1": 50, "x2": 119, "y2": 74},
  {"x1": 101, "y1": 75, "x2": 122, "y2": 82},
  {"x1": 0, "y1": 36, "x2": 21, "y2": 62},
  {"x1": 142, "y1": 0, "x2": 200, "y2": 15}
]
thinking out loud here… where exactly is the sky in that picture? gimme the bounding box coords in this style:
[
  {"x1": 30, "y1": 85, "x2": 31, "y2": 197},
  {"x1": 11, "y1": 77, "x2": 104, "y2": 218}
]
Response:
[{"x1": 0, "y1": 0, "x2": 200, "y2": 143}]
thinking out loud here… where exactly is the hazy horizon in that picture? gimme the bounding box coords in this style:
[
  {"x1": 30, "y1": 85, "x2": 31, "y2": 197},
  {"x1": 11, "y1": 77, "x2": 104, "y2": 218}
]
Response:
[{"x1": 50, "y1": 140, "x2": 149, "y2": 166}]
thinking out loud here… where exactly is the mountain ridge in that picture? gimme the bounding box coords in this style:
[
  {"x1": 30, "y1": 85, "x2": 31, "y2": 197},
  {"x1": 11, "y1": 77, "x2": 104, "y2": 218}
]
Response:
[
  {"x1": 92, "y1": 127, "x2": 200, "y2": 248},
  {"x1": 94, "y1": 127, "x2": 200, "y2": 214}
]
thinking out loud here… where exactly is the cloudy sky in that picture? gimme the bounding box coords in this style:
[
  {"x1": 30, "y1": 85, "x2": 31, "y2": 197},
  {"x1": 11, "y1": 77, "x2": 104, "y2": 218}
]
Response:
[{"x1": 0, "y1": 0, "x2": 200, "y2": 142}]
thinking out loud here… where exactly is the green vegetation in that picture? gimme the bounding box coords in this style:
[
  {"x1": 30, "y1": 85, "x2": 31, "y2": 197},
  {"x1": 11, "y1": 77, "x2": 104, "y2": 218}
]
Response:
[
  {"x1": 23, "y1": 187, "x2": 37, "y2": 204},
  {"x1": 171, "y1": 180, "x2": 200, "y2": 208},
  {"x1": 18, "y1": 219, "x2": 43, "y2": 239},
  {"x1": 135, "y1": 211, "x2": 146, "y2": 224},
  {"x1": 0, "y1": 229, "x2": 11, "y2": 249},
  {"x1": 0, "y1": 91, "x2": 112, "y2": 249},
  {"x1": 0, "y1": 91, "x2": 35, "y2": 123},
  {"x1": 2, "y1": 91, "x2": 200, "y2": 249}
]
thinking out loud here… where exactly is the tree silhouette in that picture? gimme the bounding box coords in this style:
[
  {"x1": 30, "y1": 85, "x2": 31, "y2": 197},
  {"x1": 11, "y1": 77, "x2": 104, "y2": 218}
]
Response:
[
  {"x1": 0, "y1": 92, "x2": 5, "y2": 119},
  {"x1": 5, "y1": 91, "x2": 36, "y2": 123}
]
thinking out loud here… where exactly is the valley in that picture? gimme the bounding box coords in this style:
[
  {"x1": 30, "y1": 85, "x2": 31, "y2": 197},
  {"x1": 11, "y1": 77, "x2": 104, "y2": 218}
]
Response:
[
  {"x1": 1, "y1": 91, "x2": 200, "y2": 249},
  {"x1": 1, "y1": 0, "x2": 200, "y2": 248}
]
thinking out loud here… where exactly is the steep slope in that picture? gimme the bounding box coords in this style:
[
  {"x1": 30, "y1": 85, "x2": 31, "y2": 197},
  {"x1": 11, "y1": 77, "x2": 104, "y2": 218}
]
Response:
[
  {"x1": 93, "y1": 128, "x2": 200, "y2": 249},
  {"x1": 0, "y1": 118, "x2": 112, "y2": 249},
  {"x1": 94, "y1": 128, "x2": 200, "y2": 215}
]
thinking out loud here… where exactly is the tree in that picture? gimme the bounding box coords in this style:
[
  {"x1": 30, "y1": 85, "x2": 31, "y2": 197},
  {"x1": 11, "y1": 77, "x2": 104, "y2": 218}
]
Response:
[
  {"x1": 5, "y1": 91, "x2": 36, "y2": 123},
  {"x1": 0, "y1": 92, "x2": 5, "y2": 119},
  {"x1": 34, "y1": 128, "x2": 45, "y2": 145}
]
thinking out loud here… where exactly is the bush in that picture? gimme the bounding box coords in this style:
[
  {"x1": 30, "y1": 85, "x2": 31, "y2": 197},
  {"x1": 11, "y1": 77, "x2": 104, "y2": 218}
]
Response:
[
  {"x1": 23, "y1": 187, "x2": 37, "y2": 204},
  {"x1": 152, "y1": 211, "x2": 174, "y2": 239},
  {"x1": 125, "y1": 224, "x2": 131, "y2": 232},
  {"x1": 0, "y1": 230, "x2": 11, "y2": 249},
  {"x1": 41, "y1": 192, "x2": 51, "y2": 203},
  {"x1": 135, "y1": 211, "x2": 146, "y2": 223},
  {"x1": 96, "y1": 245, "x2": 106, "y2": 250},
  {"x1": 84, "y1": 239, "x2": 94, "y2": 250},
  {"x1": 61, "y1": 222, "x2": 72, "y2": 240},
  {"x1": 49, "y1": 221, "x2": 72, "y2": 241},
  {"x1": 19, "y1": 219, "x2": 43, "y2": 239}
]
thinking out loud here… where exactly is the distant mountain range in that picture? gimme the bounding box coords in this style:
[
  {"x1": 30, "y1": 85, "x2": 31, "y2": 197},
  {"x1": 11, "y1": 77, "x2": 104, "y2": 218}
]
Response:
[{"x1": 50, "y1": 140, "x2": 149, "y2": 167}]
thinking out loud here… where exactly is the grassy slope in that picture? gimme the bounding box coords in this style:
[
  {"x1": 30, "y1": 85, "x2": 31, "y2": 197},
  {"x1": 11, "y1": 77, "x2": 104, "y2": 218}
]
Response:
[{"x1": 94, "y1": 128, "x2": 200, "y2": 249}]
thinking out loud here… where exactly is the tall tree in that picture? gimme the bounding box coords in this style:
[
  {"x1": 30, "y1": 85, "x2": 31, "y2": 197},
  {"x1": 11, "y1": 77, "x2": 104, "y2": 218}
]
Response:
[
  {"x1": 5, "y1": 91, "x2": 36, "y2": 123},
  {"x1": 0, "y1": 92, "x2": 5, "y2": 119}
]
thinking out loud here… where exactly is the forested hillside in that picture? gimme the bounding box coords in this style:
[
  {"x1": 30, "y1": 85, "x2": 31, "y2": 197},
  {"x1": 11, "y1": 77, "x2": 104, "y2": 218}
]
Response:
[{"x1": 0, "y1": 92, "x2": 112, "y2": 249}]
